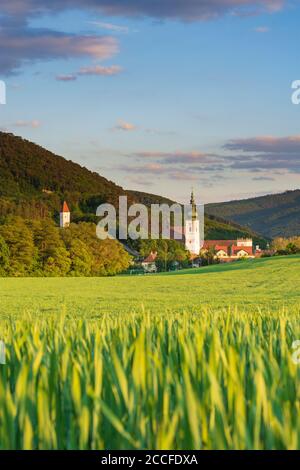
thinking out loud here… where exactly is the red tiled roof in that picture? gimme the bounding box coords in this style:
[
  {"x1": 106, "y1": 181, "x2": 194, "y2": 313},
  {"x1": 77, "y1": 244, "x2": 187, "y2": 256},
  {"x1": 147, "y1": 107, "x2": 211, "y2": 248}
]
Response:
[
  {"x1": 142, "y1": 251, "x2": 157, "y2": 263},
  {"x1": 231, "y1": 245, "x2": 253, "y2": 255},
  {"x1": 215, "y1": 245, "x2": 230, "y2": 252},
  {"x1": 203, "y1": 240, "x2": 235, "y2": 249},
  {"x1": 61, "y1": 201, "x2": 70, "y2": 213}
]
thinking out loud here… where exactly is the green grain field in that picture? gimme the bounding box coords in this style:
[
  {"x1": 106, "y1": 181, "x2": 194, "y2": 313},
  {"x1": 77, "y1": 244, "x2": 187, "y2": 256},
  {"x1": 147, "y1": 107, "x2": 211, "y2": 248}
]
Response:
[{"x1": 0, "y1": 256, "x2": 300, "y2": 449}]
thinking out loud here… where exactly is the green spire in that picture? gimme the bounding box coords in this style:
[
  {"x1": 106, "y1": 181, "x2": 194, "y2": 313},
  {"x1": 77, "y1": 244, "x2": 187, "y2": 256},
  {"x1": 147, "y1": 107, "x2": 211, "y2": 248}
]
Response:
[{"x1": 190, "y1": 189, "x2": 198, "y2": 220}]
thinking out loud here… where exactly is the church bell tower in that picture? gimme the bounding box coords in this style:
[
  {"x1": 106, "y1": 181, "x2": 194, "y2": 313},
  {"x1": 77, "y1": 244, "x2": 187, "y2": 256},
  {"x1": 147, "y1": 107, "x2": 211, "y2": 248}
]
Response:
[
  {"x1": 185, "y1": 190, "x2": 201, "y2": 255},
  {"x1": 60, "y1": 201, "x2": 71, "y2": 228}
]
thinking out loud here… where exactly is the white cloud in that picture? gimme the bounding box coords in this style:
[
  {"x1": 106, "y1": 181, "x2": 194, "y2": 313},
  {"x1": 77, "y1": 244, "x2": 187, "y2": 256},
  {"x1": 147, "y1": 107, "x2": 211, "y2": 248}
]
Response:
[
  {"x1": 13, "y1": 120, "x2": 41, "y2": 128},
  {"x1": 78, "y1": 65, "x2": 122, "y2": 76},
  {"x1": 254, "y1": 26, "x2": 270, "y2": 33},
  {"x1": 89, "y1": 21, "x2": 129, "y2": 34},
  {"x1": 113, "y1": 120, "x2": 137, "y2": 131}
]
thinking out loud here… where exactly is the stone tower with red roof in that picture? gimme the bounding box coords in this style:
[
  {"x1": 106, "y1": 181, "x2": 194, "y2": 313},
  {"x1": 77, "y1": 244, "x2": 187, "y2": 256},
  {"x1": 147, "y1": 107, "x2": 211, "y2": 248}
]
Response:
[{"x1": 60, "y1": 201, "x2": 70, "y2": 228}]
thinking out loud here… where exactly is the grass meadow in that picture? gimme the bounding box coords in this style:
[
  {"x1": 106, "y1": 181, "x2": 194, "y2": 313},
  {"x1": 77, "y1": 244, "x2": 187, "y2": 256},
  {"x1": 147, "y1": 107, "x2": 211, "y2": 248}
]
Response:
[{"x1": 0, "y1": 255, "x2": 300, "y2": 449}]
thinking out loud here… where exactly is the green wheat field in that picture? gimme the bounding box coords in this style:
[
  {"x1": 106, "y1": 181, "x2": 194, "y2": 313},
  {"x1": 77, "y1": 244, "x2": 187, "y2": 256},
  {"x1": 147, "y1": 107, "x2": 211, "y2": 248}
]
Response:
[{"x1": 0, "y1": 255, "x2": 300, "y2": 450}]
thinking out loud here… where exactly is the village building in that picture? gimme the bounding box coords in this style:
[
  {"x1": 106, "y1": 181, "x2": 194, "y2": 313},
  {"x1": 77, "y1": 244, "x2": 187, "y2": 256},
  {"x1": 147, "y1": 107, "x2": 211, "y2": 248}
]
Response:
[
  {"x1": 215, "y1": 245, "x2": 230, "y2": 259},
  {"x1": 60, "y1": 201, "x2": 71, "y2": 228},
  {"x1": 141, "y1": 251, "x2": 157, "y2": 273},
  {"x1": 202, "y1": 239, "x2": 256, "y2": 261},
  {"x1": 61, "y1": 195, "x2": 258, "y2": 270},
  {"x1": 171, "y1": 191, "x2": 260, "y2": 262}
]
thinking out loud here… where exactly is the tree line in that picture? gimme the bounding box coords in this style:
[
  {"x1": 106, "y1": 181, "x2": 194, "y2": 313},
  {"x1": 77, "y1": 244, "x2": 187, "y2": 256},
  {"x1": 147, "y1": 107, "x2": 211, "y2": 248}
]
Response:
[
  {"x1": 0, "y1": 217, "x2": 131, "y2": 277},
  {"x1": 137, "y1": 239, "x2": 190, "y2": 271},
  {"x1": 271, "y1": 237, "x2": 300, "y2": 255}
]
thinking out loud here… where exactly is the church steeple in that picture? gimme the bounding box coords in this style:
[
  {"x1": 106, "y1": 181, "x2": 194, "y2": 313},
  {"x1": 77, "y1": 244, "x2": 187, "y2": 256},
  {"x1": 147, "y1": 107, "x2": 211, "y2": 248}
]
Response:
[
  {"x1": 190, "y1": 189, "x2": 198, "y2": 221},
  {"x1": 185, "y1": 189, "x2": 201, "y2": 255}
]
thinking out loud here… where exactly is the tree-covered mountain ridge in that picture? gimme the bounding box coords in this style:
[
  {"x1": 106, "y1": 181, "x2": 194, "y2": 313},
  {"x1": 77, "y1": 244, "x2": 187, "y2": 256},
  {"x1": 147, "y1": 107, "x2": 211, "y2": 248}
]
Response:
[
  {"x1": 206, "y1": 190, "x2": 300, "y2": 238},
  {"x1": 0, "y1": 132, "x2": 265, "y2": 243}
]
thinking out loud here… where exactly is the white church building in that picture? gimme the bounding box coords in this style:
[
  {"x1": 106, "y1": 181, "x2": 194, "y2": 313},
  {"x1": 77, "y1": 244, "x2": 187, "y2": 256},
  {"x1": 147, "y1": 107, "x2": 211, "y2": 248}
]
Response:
[{"x1": 184, "y1": 190, "x2": 201, "y2": 255}]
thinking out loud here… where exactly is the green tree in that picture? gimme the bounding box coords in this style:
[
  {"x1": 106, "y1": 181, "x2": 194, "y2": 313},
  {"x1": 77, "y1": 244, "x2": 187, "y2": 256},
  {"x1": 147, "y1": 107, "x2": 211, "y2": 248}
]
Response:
[
  {"x1": 200, "y1": 247, "x2": 216, "y2": 265},
  {"x1": 272, "y1": 237, "x2": 300, "y2": 256},
  {"x1": 30, "y1": 219, "x2": 63, "y2": 262},
  {"x1": 286, "y1": 243, "x2": 300, "y2": 255},
  {"x1": 44, "y1": 246, "x2": 71, "y2": 276},
  {"x1": 62, "y1": 222, "x2": 132, "y2": 276},
  {"x1": 69, "y1": 239, "x2": 93, "y2": 276},
  {"x1": 138, "y1": 239, "x2": 189, "y2": 272},
  {"x1": 0, "y1": 217, "x2": 36, "y2": 275},
  {"x1": 0, "y1": 235, "x2": 9, "y2": 275},
  {"x1": 0, "y1": 218, "x2": 132, "y2": 277},
  {"x1": 29, "y1": 219, "x2": 72, "y2": 275}
]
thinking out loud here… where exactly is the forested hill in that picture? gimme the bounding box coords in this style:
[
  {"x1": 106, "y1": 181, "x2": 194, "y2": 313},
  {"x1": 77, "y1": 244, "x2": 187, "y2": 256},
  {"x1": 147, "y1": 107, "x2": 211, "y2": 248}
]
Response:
[
  {"x1": 0, "y1": 132, "x2": 121, "y2": 198},
  {"x1": 206, "y1": 190, "x2": 300, "y2": 238},
  {"x1": 0, "y1": 131, "x2": 135, "y2": 220},
  {"x1": 128, "y1": 190, "x2": 266, "y2": 245},
  {"x1": 0, "y1": 132, "x2": 265, "y2": 243}
]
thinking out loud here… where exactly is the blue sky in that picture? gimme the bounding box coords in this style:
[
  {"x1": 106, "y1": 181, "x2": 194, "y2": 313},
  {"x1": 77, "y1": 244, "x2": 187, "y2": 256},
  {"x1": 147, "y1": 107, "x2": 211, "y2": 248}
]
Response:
[{"x1": 0, "y1": 0, "x2": 299, "y2": 203}]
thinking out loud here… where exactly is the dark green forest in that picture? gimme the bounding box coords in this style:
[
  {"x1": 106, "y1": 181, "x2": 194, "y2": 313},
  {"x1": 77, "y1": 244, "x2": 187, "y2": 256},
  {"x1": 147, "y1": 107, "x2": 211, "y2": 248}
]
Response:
[{"x1": 206, "y1": 190, "x2": 300, "y2": 238}]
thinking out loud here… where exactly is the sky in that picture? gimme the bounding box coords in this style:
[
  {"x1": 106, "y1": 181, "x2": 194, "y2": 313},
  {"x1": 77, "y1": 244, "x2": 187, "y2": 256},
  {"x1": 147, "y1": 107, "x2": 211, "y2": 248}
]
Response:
[{"x1": 0, "y1": 0, "x2": 300, "y2": 204}]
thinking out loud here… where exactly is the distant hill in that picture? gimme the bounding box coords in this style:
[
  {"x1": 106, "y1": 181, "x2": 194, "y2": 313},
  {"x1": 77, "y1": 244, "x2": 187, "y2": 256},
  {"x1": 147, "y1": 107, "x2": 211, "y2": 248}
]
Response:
[
  {"x1": 0, "y1": 132, "x2": 266, "y2": 243},
  {"x1": 206, "y1": 190, "x2": 300, "y2": 238},
  {"x1": 129, "y1": 190, "x2": 266, "y2": 245},
  {"x1": 0, "y1": 131, "x2": 136, "y2": 221},
  {"x1": 127, "y1": 190, "x2": 177, "y2": 207}
]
